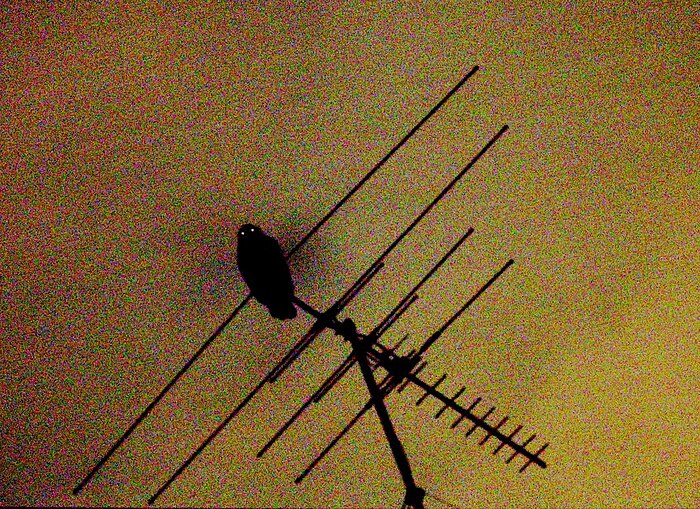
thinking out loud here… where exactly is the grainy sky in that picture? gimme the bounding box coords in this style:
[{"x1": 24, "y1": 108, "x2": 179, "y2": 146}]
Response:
[{"x1": 2, "y1": 1, "x2": 698, "y2": 507}]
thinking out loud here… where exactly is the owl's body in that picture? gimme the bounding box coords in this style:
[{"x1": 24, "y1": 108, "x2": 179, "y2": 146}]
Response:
[{"x1": 236, "y1": 224, "x2": 297, "y2": 320}]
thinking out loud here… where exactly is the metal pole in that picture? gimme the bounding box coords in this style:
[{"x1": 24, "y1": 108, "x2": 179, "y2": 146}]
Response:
[{"x1": 340, "y1": 319, "x2": 425, "y2": 509}]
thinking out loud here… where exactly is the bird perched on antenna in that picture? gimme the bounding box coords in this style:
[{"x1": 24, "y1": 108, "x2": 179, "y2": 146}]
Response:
[{"x1": 237, "y1": 224, "x2": 297, "y2": 320}]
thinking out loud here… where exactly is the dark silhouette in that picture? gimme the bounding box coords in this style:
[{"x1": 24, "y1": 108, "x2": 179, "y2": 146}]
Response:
[{"x1": 236, "y1": 224, "x2": 297, "y2": 320}]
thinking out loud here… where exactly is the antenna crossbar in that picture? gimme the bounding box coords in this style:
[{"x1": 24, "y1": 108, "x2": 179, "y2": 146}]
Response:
[{"x1": 401, "y1": 371, "x2": 547, "y2": 469}]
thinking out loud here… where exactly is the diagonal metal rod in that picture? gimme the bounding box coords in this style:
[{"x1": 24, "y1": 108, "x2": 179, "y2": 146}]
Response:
[
  {"x1": 366, "y1": 125, "x2": 508, "y2": 282},
  {"x1": 257, "y1": 354, "x2": 355, "y2": 458},
  {"x1": 372, "y1": 227, "x2": 474, "y2": 339},
  {"x1": 267, "y1": 259, "x2": 384, "y2": 383},
  {"x1": 72, "y1": 294, "x2": 252, "y2": 496},
  {"x1": 296, "y1": 375, "x2": 396, "y2": 484},
  {"x1": 373, "y1": 294, "x2": 419, "y2": 343},
  {"x1": 418, "y1": 258, "x2": 514, "y2": 356},
  {"x1": 286, "y1": 65, "x2": 479, "y2": 260},
  {"x1": 343, "y1": 319, "x2": 425, "y2": 509},
  {"x1": 147, "y1": 371, "x2": 269, "y2": 505},
  {"x1": 74, "y1": 67, "x2": 479, "y2": 497}
]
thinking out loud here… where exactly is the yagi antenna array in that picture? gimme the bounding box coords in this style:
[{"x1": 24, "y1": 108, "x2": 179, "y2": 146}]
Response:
[{"x1": 73, "y1": 65, "x2": 549, "y2": 509}]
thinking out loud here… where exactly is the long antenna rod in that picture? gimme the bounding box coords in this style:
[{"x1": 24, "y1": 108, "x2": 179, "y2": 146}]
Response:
[
  {"x1": 72, "y1": 293, "x2": 252, "y2": 496},
  {"x1": 371, "y1": 228, "x2": 474, "y2": 339},
  {"x1": 286, "y1": 65, "x2": 480, "y2": 260},
  {"x1": 418, "y1": 258, "x2": 514, "y2": 356},
  {"x1": 73, "y1": 66, "x2": 480, "y2": 497}
]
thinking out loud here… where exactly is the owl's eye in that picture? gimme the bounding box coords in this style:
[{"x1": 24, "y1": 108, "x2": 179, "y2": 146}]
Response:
[{"x1": 239, "y1": 224, "x2": 257, "y2": 236}]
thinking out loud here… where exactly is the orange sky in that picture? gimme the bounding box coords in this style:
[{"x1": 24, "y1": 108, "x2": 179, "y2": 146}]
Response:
[{"x1": 2, "y1": 1, "x2": 698, "y2": 507}]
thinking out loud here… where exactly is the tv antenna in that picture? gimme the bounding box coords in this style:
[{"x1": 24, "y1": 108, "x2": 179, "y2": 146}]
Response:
[{"x1": 73, "y1": 65, "x2": 549, "y2": 508}]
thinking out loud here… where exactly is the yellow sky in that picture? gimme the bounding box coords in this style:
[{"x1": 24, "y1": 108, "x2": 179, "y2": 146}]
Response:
[{"x1": 2, "y1": 1, "x2": 698, "y2": 507}]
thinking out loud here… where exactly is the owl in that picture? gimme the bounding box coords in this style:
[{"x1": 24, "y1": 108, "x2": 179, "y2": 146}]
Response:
[{"x1": 236, "y1": 224, "x2": 297, "y2": 320}]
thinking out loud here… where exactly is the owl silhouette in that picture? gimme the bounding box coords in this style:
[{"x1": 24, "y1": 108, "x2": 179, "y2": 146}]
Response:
[{"x1": 236, "y1": 224, "x2": 297, "y2": 320}]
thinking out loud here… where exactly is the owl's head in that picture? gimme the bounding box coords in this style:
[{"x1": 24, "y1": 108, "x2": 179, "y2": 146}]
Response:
[{"x1": 238, "y1": 224, "x2": 261, "y2": 238}]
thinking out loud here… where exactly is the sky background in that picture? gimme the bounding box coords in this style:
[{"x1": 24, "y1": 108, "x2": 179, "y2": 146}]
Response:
[{"x1": 2, "y1": 1, "x2": 698, "y2": 507}]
